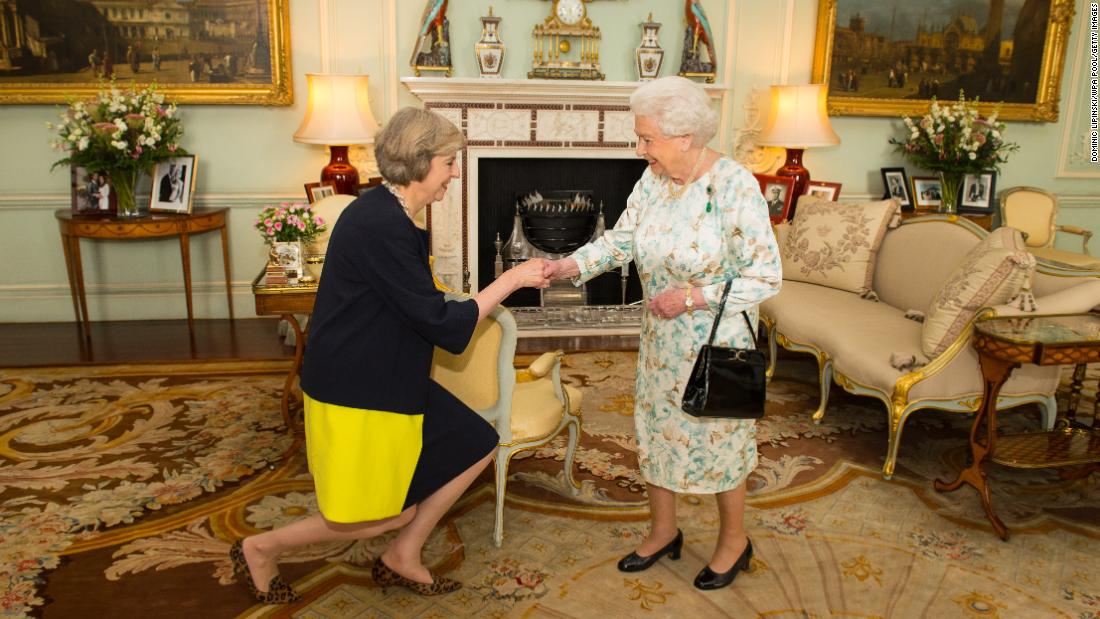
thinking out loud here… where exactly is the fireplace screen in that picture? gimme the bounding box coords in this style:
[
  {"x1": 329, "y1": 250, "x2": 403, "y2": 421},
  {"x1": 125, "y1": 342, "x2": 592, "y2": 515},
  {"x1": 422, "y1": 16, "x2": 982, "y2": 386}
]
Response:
[{"x1": 478, "y1": 157, "x2": 646, "y2": 309}]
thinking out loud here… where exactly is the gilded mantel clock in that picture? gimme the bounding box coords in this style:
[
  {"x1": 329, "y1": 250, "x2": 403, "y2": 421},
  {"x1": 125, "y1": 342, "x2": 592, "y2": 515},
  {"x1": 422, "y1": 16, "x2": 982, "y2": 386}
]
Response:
[{"x1": 529, "y1": 0, "x2": 604, "y2": 80}]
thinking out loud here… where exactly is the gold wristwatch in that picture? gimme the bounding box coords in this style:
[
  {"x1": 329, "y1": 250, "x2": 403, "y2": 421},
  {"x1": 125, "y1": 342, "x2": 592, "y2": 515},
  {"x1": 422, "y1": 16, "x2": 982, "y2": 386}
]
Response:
[{"x1": 684, "y1": 288, "x2": 694, "y2": 311}]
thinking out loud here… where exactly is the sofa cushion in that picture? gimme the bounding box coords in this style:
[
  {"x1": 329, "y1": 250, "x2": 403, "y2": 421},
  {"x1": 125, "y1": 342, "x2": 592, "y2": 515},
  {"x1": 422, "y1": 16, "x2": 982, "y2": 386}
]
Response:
[
  {"x1": 874, "y1": 219, "x2": 983, "y2": 314},
  {"x1": 922, "y1": 227, "x2": 1035, "y2": 357},
  {"x1": 781, "y1": 196, "x2": 900, "y2": 295}
]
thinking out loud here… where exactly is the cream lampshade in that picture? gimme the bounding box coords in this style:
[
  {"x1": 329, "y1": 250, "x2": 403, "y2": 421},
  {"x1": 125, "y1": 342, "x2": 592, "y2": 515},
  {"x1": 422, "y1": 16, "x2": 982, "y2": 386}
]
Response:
[
  {"x1": 293, "y1": 73, "x2": 380, "y2": 195},
  {"x1": 756, "y1": 84, "x2": 840, "y2": 218}
]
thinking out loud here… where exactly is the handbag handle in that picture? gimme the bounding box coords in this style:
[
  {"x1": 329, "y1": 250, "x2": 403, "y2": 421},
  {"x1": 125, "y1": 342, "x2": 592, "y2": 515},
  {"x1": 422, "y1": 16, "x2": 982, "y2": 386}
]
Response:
[{"x1": 705, "y1": 279, "x2": 758, "y2": 350}]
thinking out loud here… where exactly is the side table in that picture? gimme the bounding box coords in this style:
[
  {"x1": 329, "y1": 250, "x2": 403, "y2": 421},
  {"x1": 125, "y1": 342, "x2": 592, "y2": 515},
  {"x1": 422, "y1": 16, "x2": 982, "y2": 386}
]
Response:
[
  {"x1": 252, "y1": 270, "x2": 316, "y2": 434},
  {"x1": 56, "y1": 208, "x2": 234, "y2": 336},
  {"x1": 933, "y1": 313, "x2": 1100, "y2": 539}
]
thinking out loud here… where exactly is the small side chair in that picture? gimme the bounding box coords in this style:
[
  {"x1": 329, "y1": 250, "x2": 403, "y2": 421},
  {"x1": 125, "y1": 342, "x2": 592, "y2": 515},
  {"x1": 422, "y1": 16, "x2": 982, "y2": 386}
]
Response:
[
  {"x1": 430, "y1": 302, "x2": 583, "y2": 547},
  {"x1": 1000, "y1": 186, "x2": 1100, "y2": 272}
]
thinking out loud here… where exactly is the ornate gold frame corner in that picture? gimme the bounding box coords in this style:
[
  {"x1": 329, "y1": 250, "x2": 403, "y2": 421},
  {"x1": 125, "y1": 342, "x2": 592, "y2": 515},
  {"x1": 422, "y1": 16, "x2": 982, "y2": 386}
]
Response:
[
  {"x1": 811, "y1": 0, "x2": 1073, "y2": 122},
  {"x1": 0, "y1": 0, "x2": 292, "y2": 106}
]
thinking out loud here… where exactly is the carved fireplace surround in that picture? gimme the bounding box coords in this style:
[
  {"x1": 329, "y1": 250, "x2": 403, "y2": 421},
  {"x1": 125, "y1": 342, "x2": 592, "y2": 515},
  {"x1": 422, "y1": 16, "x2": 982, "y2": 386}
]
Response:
[{"x1": 401, "y1": 77, "x2": 728, "y2": 294}]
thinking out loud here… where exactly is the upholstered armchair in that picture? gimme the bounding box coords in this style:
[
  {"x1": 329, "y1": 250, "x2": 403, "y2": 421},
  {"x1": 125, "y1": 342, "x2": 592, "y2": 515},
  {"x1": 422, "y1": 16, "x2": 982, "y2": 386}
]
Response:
[
  {"x1": 430, "y1": 301, "x2": 582, "y2": 547},
  {"x1": 1000, "y1": 186, "x2": 1100, "y2": 272}
]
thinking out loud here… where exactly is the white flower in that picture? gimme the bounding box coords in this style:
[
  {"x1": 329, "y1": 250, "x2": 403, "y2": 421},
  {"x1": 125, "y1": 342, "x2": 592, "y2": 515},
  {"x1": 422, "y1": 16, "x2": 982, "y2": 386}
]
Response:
[{"x1": 968, "y1": 152, "x2": 976, "y2": 160}]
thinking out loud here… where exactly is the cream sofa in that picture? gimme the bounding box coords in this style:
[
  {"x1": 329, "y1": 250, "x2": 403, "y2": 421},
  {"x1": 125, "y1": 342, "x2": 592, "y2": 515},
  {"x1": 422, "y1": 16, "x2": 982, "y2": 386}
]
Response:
[{"x1": 762, "y1": 214, "x2": 1100, "y2": 478}]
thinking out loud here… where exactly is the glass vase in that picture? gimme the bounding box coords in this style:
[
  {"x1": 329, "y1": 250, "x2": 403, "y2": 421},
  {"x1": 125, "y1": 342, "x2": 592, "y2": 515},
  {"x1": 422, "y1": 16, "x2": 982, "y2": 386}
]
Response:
[
  {"x1": 109, "y1": 168, "x2": 141, "y2": 218},
  {"x1": 938, "y1": 171, "x2": 962, "y2": 214}
]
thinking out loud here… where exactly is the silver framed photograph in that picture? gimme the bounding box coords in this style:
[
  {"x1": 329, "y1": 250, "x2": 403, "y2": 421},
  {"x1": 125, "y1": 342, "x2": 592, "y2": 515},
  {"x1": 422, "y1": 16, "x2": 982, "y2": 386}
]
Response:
[
  {"x1": 149, "y1": 155, "x2": 197, "y2": 214},
  {"x1": 960, "y1": 171, "x2": 997, "y2": 214}
]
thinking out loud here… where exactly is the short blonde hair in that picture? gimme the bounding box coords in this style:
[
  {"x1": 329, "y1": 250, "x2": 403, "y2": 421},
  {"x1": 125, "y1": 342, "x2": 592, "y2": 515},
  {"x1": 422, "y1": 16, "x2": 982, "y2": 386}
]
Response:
[
  {"x1": 629, "y1": 76, "x2": 718, "y2": 147},
  {"x1": 374, "y1": 107, "x2": 465, "y2": 185}
]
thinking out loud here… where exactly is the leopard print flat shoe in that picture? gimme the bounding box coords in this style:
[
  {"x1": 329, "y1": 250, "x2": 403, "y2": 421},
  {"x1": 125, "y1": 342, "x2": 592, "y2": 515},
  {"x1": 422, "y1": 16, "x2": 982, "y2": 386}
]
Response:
[
  {"x1": 371, "y1": 557, "x2": 462, "y2": 596},
  {"x1": 229, "y1": 539, "x2": 302, "y2": 604}
]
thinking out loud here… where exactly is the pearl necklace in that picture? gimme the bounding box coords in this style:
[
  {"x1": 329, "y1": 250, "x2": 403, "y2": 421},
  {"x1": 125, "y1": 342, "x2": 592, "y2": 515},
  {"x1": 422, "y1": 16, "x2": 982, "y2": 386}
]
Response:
[
  {"x1": 382, "y1": 181, "x2": 413, "y2": 218},
  {"x1": 664, "y1": 149, "x2": 708, "y2": 200}
]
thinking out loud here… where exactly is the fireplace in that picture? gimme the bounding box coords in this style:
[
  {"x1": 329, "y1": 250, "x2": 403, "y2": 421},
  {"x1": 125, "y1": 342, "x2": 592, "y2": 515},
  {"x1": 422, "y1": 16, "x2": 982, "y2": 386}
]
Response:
[
  {"x1": 399, "y1": 77, "x2": 729, "y2": 330},
  {"x1": 477, "y1": 157, "x2": 646, "y2": 307}
]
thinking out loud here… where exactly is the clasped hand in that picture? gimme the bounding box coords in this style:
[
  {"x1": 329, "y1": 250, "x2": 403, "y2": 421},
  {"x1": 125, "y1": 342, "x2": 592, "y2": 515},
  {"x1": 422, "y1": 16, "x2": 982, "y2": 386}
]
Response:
[
  {"x1": 509, "y1": 259, "x2": 551, "y2": 289},
  {"x1": 647, "y1": 288, "x2": 690, "y2": 320}
]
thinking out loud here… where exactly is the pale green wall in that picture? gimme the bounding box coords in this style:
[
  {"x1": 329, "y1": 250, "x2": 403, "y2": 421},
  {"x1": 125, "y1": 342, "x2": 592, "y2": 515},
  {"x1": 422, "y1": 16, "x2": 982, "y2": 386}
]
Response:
[{"x1": 0, "y1": 0, "x2": 1097, "y2": 323}]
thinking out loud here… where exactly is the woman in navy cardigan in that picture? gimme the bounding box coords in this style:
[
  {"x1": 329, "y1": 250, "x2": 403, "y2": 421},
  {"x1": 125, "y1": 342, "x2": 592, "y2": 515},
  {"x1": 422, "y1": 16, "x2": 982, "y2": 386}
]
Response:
[{"x1": 231, "y1": 108, "x2": 549, "y2": 602}]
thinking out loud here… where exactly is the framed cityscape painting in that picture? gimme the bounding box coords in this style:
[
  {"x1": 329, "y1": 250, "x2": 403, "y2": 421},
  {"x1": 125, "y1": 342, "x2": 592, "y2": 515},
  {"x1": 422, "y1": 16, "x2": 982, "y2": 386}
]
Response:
[
  {"x1": 0, "y1": 0, "x2": 291, "y2": 105},
  {"x1": 810, "y1": 0, "x2": 1073, "y2": 121}
]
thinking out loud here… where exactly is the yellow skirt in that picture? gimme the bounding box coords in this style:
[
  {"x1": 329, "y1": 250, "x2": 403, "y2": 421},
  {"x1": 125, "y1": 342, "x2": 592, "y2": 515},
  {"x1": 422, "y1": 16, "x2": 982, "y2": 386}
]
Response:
[{"x1": 304, "y1": 394, "x2": 423, "y2": 523}]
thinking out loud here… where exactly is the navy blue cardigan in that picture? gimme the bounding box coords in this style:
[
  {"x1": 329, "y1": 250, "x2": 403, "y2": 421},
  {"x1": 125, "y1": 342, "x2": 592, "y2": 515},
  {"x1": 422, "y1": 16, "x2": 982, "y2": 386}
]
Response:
[{"x1": 300, "y1": 186, "x2": 478, "y2": 414}]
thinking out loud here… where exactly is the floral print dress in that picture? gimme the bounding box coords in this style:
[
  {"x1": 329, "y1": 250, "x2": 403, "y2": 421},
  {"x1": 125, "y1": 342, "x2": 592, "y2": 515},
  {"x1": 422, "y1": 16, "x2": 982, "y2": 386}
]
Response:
[{"x1": 571, "y1": 157, "x2": 782, "y2": 493}]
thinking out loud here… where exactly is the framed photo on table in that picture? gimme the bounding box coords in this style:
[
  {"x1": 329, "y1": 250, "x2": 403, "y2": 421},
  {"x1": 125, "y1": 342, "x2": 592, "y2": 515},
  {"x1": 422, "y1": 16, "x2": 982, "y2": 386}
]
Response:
[
  {"x1": 803, "y1": 180, "x2": 842, "y2": 201},
  {"x1": 305, "y1": 181, "x2": 337, "y2": 204},
  {"x1": 910, "y1": 176, "x2": 943, "y2": 211},
  {"x1": 70, "y1": 166, "x2": 116, "y2": 216},
  {"x1": 880, "y1": 167, "x2": 912, "y2": 211},
  {"x1": 150, "y1": 155, "x2": 198, "y2": 214},
  {"x1": 960, "y1": 172, "x2": 997, "y2": 214},
  {"x1": 753, "y1": 173, "x2": 796, "y2": 224}
]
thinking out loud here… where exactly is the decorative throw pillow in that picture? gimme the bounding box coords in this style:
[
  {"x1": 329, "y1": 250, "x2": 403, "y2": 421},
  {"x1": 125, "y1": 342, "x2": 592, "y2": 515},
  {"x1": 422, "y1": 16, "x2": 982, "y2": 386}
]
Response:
[
  {"x1": 921, "y1": 227, "x2": 1035, "y2": 357},
  {"x1": 781, "y1": 196, "x2": 900, "y2": 295}
]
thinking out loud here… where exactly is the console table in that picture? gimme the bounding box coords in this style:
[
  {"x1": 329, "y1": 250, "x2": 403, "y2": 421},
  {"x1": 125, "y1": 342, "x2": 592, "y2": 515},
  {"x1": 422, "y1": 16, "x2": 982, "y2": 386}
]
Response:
[
  {"x1": 56, "y1": 208, "x2": 234, "y2": 336},
  {"x1": 252, "y1": 270, "x2": 316, "y2": 433},
  {"x1": 933, "y1": 313, "x2": 1100, "y2": 539},
  {"x1": 900, "y1": 210, "x2": 993, "y2": 231}
]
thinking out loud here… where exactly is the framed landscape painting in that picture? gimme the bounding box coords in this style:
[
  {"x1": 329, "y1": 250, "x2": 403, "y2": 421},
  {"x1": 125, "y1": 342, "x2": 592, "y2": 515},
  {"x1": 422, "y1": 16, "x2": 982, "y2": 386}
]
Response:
[
  {"x1": 811, "y1": 0, "x2": 1073, "y2": 121},
  {"x1": 0, "y1": 0, "x2": 291, "y2": 105}
]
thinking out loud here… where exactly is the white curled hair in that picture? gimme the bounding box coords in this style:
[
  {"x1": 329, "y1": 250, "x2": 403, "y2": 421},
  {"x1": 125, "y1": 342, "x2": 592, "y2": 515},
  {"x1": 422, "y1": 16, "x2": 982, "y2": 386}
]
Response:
[{"x1": 629, "y1": 76, "x2": 718, "y2": 147}]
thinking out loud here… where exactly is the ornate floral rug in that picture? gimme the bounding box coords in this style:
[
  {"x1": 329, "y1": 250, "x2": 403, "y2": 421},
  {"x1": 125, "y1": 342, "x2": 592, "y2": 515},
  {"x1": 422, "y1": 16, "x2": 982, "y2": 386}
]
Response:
[{"x1": 0, "y1": 354, "x2": 1097, "y2": 618}]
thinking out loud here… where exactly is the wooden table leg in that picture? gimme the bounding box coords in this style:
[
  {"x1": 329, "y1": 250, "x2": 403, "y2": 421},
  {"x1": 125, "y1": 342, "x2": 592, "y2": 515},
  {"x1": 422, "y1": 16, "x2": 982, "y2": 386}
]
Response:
[
  {"x1": 68, "y1": 234, "x2": 91, "y2": 334},
  {"x1": 1065, "y1": 363, "x2": 1087, "y2": 429},
  {"x1": 281, "y1": 313, "x2": 306, "y2": 435},
  {"x1": 59, "y1": 232, "x2": 83, "y2": 329},
  {"x1": 934, "y1": 352, "x2": 1017, "y2": 540},
  {"x1": 178, "y1": 232, "x2": 194, "y2": 335},
  {"x1": 219, "y1": 224, "x2": 234, "y2": 320}
]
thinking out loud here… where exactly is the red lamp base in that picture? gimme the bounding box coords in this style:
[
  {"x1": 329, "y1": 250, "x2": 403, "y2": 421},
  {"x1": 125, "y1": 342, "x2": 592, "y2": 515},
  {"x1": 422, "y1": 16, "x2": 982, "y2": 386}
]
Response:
[
  {"x1": 320, "y1": 145, "x2": 360, "y2": 195},
  {"x1": 775, "y1": 148, "x2": 809, "y2": 220}
]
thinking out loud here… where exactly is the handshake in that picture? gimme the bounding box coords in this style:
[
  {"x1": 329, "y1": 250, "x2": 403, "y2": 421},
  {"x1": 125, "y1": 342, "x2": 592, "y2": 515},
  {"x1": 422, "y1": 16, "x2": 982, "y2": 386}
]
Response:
[{"x1": 506, "y1": 258, "x2": 575, "y2": 290}]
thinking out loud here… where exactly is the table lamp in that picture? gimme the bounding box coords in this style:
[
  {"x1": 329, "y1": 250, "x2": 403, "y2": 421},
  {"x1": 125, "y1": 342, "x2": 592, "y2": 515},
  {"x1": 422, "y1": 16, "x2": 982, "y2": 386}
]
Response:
[
  {"x1": 756, "y1": 84, "x2": 840, "y2": 217},
  {"x1": 293, "y1": 73, "x2": 380, "y2": 195}
]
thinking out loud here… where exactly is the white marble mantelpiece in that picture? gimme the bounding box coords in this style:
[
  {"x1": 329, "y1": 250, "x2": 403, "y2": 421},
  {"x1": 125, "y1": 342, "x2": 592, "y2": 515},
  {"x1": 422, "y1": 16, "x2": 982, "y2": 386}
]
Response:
[{"x1": 401, "y1": 77, "x2": 730, "y2": 293}]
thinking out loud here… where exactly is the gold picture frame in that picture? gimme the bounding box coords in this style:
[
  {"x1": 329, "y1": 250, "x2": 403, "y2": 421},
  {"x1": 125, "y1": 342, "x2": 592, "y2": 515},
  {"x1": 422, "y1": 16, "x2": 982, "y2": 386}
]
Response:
[
  {"x1": 811, "y1": 0, "x2": 1073, "y2": 121},
  {"x1": 0, "y1": 0, "x2": 292, "y2": 106}
]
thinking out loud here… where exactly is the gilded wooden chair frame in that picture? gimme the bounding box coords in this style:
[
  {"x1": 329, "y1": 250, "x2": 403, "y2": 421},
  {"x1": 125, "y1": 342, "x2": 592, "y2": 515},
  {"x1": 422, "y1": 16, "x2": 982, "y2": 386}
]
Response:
[{"x1": 432, "y1": 300, "x2": 581, "y2": 547}]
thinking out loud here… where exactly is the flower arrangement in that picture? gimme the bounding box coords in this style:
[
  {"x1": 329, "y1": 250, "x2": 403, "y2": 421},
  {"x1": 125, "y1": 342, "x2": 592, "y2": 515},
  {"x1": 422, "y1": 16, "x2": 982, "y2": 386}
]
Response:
[
  {"x1": 253, "y1": 202, "x2": 327, "y2": 244},
  {"x1": 890, "y1": 92, "x2": 1018, "y2": 175},
  {"x1": 48, "y1": 81, "x2": 187, "y2": 215},
  {"x1": 889, "y1": 93, "x2": 1017, "y2": 212}
]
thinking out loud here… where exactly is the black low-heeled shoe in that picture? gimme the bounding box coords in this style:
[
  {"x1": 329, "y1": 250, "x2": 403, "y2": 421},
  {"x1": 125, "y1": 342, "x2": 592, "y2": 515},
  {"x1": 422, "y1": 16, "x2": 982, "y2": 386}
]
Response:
[
  {"x1": 694, "y1": 538, "x2": 753, "y2": 590},
  {"x1": 617, "y1": 529, "x2": 683, "y2": 573}
]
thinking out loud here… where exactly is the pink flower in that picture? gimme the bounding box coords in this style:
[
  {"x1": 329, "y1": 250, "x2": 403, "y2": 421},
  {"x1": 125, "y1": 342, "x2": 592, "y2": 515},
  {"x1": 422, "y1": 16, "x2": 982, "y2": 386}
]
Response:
[
  {"x1": 168, "y1": 145, "x2": 177, "y2": 152},
  {"x1": 297, "y1": 221, "x2": 306, "y2": 231},
  {"x1": 515, "y1": 572, "x2": 543, "y2": 588},
  {"x1": 314, "y1": 216, "x2": 324, "y2": 226},
  {"x1": 274, "y1": 221, "x2": 283, "y2": 231},
  {"x1": 266, "y1": 227, "x2": 274, "y2": 236}
]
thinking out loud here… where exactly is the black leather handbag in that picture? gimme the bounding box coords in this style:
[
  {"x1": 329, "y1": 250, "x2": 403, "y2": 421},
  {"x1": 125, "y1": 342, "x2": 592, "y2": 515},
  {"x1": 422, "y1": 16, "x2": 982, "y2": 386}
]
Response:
[{"x1": 681, "y1": 280, "x2": 767, "y2": 419}]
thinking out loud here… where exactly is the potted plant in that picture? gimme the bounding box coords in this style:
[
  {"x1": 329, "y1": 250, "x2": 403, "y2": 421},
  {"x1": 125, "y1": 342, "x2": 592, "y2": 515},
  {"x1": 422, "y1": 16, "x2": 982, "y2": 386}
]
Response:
[
  {"x1": 890, "y1": 92, "x2": 1017, "y2": 214},
  {"x1": 49, "y1": 82, "x2": 187, "y2": 217}
]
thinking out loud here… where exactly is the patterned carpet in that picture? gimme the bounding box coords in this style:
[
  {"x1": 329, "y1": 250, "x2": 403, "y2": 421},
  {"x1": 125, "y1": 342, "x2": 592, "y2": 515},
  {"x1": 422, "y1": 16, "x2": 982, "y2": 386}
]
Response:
[{"x1": 0, "y1": 353, "x2": 1097, "y2": 618}]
